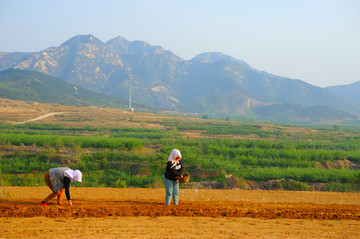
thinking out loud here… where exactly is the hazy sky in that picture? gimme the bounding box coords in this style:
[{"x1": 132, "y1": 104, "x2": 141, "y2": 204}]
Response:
[{"x1": 1, "y1": 0, "x2": 359, "y2": 87}]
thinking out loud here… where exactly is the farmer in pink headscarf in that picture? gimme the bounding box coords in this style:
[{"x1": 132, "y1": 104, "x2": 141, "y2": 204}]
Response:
[
  {"x1": 40, "y1": 167, "x2": 82, "y2": 206},
  {"x1": 163, "y1": 149, "x2": 184, "y2": 205}
]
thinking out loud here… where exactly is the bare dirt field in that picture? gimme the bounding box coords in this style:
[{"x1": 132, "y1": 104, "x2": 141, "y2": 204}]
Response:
[
  {"x1": 1, "y1": 187, "x2": 360, "y2": 238},
  {"x1": 1, "y1": 98, "x2": 360, "y2": 238}
]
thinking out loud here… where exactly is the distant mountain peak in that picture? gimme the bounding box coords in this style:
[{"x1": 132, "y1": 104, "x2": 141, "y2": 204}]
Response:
[
  {"x1": 107, "y1": 36, "x2": 177, "y2": 57},
  {"x1": 106, "y1": 36, "x2": 130, "y2": 47},
  {"x1": 191, "y1": 52, "x2": 234, "y2": 63},
  {"x1": 60, "y1": 34, "x2": 103, "y2": 47},
  {"x1": 107, "y1": 36, "x2": 153, "y2": 54},
  {"x1": 190, "y1": 52, "x2": 250, "y2": 67}
]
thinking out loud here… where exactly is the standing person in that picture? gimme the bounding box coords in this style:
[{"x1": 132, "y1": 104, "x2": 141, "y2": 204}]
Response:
[
  {"x1": 40, "y1": 167, "x2": 82, "y2": 206},
  {"x1": 164, "y1": 149, "x2": 184, "y2": 205}
]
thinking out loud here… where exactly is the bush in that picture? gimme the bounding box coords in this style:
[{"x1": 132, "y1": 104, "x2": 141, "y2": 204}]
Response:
[
  {"x1": 325, "y1": 182, "x2": 360, "y2": 192},
  {"x1": 115, "y1": 179, "x2": 127, "y2": 188},
  {"x1": 225, "y1": 176, "x2": 247, "y2": 189},
  {"x1": 280, "y1": 179, "x2": 311, "y2": 191}
]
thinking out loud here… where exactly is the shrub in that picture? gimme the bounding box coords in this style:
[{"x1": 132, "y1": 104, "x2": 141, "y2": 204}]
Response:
[
  {"x1": 225, "y1": 176, "x2": 247, "y2": 189},
  {"x1": 280, "y1": 179, "x2": 311, "y2": 191},
  {"x1": 325, "y1": 182, "x2": 360, "y2": 192},
  {"x1": 115, "y1": 179, "x2": 127, "y2": 188}
]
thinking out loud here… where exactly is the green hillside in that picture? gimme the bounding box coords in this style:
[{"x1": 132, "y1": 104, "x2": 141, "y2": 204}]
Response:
[{"x1": 0, "y1": 69, "x2": 149, "y2": 111}]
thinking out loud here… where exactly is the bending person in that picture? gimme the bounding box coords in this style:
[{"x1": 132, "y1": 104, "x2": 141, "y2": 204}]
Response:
[
  {"x1": 163, "y1": 149, "x2": 183, "y2": 205},
  {"x1": 40, "y1": 167, "x2": 82, "y2": 206}
]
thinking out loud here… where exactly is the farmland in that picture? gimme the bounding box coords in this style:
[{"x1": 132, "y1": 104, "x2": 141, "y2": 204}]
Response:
[
  {"x1": 1, "y1": 98, "x2": 360, "y2": 191},
  {"x1": 1, "y1": 98, "x2": 360, "y2": 238}
]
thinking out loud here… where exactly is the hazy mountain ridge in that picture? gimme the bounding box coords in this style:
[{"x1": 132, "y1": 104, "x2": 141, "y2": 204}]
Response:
[
  {"x1": 0, "y1": 52, "x2": 32, "y2": 71},
  {"x1": 1, "y1": 34, "x2": 359, "y2": 124},
  {"x1": 253, "y1": 103, "x2": 357, "y2": 124},
  {"x1": 326, "y1": 81, "x2": 360, "y2": 102}
]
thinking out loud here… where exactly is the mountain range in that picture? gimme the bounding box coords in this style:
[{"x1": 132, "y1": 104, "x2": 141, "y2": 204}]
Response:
[{"x1": 0, "y1": 34, "x2": 360, "y2": 124}]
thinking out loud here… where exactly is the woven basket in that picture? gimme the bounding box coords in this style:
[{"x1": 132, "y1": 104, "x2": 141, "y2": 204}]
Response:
[{"x1": 179, "y1": 169, "x2": 190, "y2": 184}]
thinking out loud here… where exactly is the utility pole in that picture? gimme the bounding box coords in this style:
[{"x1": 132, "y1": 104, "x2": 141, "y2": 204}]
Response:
[{"x1": 129, "y1": 75, "x2": 134, "y2": 111}]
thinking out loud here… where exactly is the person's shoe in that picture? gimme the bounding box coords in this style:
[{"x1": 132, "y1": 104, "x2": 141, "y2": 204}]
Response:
[{"x1": 40, "y1": 201, "x2": 47, "y2": 206}]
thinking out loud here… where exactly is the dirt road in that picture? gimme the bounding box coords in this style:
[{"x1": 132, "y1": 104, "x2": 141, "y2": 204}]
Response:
[{"x1": 13, "y1": 112, "x2": 65, "y2": 125}]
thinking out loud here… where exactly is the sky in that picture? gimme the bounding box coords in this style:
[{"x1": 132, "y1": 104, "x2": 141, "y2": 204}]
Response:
[{"x1": 1, "y1": 0, "x2": 359, "y2": 87}]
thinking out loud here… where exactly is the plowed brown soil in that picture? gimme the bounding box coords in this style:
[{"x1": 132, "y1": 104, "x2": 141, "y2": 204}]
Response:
[{"x1": 1, "y1": 187, "x2": 360, "y2": 238}]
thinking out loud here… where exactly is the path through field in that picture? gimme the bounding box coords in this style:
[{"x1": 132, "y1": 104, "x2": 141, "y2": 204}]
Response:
[
  {"x1": 13, "y1": 112, "x2": 65, "y2": 125},
  {"x1": 1, "y1": 187, "x2": 359, "y2": 238}
]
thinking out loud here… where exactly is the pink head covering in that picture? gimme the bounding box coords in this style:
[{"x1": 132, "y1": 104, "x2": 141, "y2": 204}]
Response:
[
  {"x1": 65, "y1": 169, "x2": 82, "y2": 182},
  {"x1": 168, "y1": 149, "x2": 182, "y2": 168}
]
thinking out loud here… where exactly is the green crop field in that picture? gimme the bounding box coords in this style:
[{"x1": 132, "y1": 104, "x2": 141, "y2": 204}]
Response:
[{"x1": 1, "y1": 101, "x2": 360, "y2": 192}]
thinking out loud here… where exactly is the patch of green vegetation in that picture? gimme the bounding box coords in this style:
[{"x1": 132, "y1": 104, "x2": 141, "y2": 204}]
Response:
[{"x1": 1, "y1": 120, "x2": 360, "y2": 192}]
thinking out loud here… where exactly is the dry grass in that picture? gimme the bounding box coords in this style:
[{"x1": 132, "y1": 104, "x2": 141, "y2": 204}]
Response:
[{"x1": 1, "y1": 98, "x2": 351, "y2": 141}]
